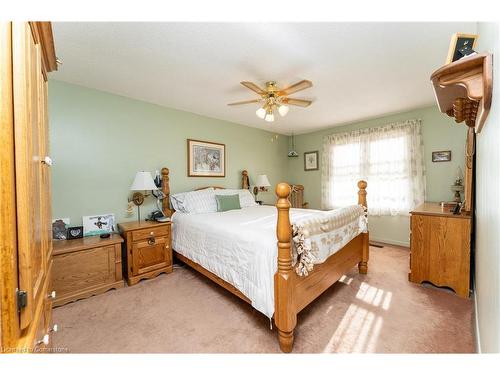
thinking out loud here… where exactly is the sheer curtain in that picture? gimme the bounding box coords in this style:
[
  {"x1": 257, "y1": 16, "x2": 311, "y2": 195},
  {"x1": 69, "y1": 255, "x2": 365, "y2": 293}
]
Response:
[{"x1": 321, "y1": 119, "x2": 426, "y2": 215}]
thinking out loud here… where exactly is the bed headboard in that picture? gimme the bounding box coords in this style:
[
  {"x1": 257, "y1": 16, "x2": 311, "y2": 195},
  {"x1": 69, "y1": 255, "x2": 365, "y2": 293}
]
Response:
[{"x1": 160, "y1": 169, "x2": 252, "y2": 216}]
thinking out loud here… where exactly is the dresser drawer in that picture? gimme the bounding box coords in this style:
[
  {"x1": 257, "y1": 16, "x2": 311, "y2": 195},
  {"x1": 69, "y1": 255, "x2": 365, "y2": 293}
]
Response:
[{"x1": 132, "y1": 225, "x2": 170, "y2": 242}]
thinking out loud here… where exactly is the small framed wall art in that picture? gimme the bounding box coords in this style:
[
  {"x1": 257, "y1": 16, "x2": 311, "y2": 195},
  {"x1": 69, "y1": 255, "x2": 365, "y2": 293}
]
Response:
[
  {"x1": 304, "y1": 151, "x2": 319, "y2": 171},
  {"x1": 432, "y1": 150, "x2": 452, "y2": 162},
  {"x1": 187, "y1": 139, "x2": 225, "y2": 177}
]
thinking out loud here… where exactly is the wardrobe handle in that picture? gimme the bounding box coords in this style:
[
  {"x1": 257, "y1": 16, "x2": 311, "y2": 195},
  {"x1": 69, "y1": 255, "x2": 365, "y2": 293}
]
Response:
[
  {"x1": 42, "y1": 156, "x2": 53, "y2": 166},
  {"x1": 37, "y1": 334, "x2": 50, "y2": 346}
]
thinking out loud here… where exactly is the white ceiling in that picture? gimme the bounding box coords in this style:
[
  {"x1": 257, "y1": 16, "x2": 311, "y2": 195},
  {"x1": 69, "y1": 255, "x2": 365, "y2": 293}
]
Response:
[{"x1": 52, "y1": 22, "x2": 477, "y2": 135}]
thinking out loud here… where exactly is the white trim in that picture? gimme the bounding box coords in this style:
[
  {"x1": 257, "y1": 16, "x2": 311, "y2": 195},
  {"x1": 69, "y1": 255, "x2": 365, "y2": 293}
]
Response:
[
  {"x1": 370, "y1": 235, "x2": 409, "y2": 248},
  {"x1": 473, "y1": 282, "x2": 482, "y2": 353}
]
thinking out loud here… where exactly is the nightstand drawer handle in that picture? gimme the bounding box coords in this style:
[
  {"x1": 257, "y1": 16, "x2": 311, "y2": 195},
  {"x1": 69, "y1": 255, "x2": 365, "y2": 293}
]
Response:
[
  {"x1": 150, "y1": 231, "x2": 154, "y2": 235},
  {"x1": 148, "y1": 237, "x2": 156, "y2": 245}
]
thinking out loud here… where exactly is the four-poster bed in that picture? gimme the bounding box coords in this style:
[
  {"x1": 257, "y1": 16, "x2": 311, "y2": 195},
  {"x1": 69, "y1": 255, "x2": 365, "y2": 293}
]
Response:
[{"x1": 159, "y1": 167, "x2": 369, "y2": 352}]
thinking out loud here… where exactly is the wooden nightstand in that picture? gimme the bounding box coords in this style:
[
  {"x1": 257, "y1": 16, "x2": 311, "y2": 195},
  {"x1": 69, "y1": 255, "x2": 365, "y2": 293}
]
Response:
[{"x1": 118, "y1": 221, "x2": 173, "y2": 285}]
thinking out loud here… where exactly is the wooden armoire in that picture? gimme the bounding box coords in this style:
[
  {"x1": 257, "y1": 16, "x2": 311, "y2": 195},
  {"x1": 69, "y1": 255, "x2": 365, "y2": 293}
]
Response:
[{"x1": 0, "y1": 22, "x2": 57, "y2": 352}]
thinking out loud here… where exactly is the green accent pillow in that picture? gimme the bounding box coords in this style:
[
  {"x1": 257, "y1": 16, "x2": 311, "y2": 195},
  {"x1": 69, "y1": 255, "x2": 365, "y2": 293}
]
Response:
[{"x1": 216, "y1": 194, "x2": 241, "y2": 212}]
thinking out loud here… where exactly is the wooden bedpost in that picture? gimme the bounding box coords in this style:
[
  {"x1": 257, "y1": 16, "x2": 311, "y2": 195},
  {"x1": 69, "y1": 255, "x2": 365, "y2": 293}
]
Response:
[
  {"x1": 161, "y1": 167, "x2": 173, "y2": 217},
  {"x1": 274, "y1": 183, "x2": 296, "y2": 353},
  {"x1": 357, "y1": 180, "x2": 369, "y2": 274},
  {"x1": 242, "y1": 170, "x2": 250, "y2": 189}
]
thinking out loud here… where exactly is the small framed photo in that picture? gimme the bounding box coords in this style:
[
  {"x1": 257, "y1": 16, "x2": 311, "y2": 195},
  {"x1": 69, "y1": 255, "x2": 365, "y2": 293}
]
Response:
[
  {"x1": 304, "y1": 151, "x2": 319, "y2": 171},
  {"x1": 445, "y1": 33, "x2": 479, "y2": 64},
  {"x1": 82, "y1": 213, "x2": 115, "y2": 236},
  {"x1": 67, "y1": 226, "x2": 84, "y2": 240},
  {"x1": 432, "y1": 150, "x2": 452, "y2": 162},
  {"x1": 52, "y1": 218, "x2": 70, "y2": 240},
  {"x1": 187, "y1": 139, "x2": 225, "y2": 177}
]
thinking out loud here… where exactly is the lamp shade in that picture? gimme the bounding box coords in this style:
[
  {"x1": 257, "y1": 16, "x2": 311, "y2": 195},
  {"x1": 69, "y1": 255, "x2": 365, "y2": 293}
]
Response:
[
  {"x1": 255, "y1": 174, "x2": 271, "y2": 188},
  {"x1": 278, "y1": 104, "x2": 289, "y2": 117},
  {"x1": 130, "y1": 171, "x2": 158, "y2": 191},
  {"x1": 256, "y1": 107, "x2": 266, "y2": 119}
]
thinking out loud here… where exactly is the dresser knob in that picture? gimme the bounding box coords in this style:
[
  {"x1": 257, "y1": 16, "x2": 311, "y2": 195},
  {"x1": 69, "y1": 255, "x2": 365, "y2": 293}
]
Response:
[
  {"x1": 150, "y1": 231, "x2": 154, "y2": 235},
  {"x1": 48, "y1": 290, "x2": 56, "y2": 299},
  {"x1": 50, "y1": 324, "x2": 58, "y2": 333}
]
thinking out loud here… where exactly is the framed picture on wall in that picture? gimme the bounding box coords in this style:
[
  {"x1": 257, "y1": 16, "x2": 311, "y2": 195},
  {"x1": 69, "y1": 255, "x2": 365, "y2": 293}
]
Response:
[
  {"x1": 304, "y1": 151, "x2": 319, "y2": 171},
  {"x1": 432, "y1": 150, "x2": 452, "y2": 162},
  {"x1": 187, "y1": 139, "x2": 225, "y2": 177}
]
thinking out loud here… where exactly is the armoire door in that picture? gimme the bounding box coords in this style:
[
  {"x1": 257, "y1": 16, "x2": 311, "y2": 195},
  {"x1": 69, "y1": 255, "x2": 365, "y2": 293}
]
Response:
[{"x1": 12, "y1": 22, "x2": 51, "y2": 330}]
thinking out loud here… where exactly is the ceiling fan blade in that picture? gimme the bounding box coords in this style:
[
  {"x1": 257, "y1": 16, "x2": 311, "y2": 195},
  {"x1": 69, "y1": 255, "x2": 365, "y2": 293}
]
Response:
[
  {"x1": 240, "y1": 81, "x2": 266, "y2": 95},
  {"x1": 278, "y1": 80, "x2": 313, "y2": 96},
  {"x1": 283, "y1": 98, "x2": 312, "y2": 107},
  {"x1": 227, "y1": 99, "x2": 261, "y2": 106}
]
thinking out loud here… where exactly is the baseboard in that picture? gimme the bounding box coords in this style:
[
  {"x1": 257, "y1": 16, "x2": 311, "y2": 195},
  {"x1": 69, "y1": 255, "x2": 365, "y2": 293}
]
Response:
[
  {"x1": 370, "y1": 236, "x2": 409, "y2": 248},
  {"x1": 473, "y1": 282, "x2": 482, "y2": 353}
]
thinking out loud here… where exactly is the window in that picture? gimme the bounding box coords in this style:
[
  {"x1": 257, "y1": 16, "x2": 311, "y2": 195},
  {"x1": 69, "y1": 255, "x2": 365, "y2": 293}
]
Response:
[{"x1": 321, "y1": 120, "x2": 426, "y2": 215}]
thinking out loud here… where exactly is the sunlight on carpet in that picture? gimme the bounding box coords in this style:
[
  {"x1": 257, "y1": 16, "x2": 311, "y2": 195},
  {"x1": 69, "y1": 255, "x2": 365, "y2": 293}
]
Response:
[{"x1": 323, "y1": 282, "x2": 391, "y2": 353}]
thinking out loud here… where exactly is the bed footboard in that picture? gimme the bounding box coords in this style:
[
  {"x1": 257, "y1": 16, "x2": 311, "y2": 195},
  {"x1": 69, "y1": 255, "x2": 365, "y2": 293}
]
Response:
[
  {"x1": 275, "y1": 184, "x2": 297, "y2": 353},
  {"x1": 274, "y1": 180, "x2": 368, "y2": 353}
]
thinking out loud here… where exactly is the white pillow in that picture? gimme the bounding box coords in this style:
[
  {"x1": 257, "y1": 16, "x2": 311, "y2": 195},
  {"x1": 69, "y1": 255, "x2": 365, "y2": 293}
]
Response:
[
  {"x1": 183, "y1": 188, "x2": 217, "y2": 214},
  {"x1": 170, "y1": 192, "x2": 188, "y2": 213},
  {"x1": 215, "y1": 189, "x2": 258, "y2": 208}
]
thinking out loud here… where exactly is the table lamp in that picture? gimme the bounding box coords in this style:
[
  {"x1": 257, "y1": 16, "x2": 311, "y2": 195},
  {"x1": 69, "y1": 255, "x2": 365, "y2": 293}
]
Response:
[
  {"x1": 130, "y1": 171, "x2": 158, "y2": 223},
  {"x1": 253, "y1": 174, "x2": 271, "y2": 203}
]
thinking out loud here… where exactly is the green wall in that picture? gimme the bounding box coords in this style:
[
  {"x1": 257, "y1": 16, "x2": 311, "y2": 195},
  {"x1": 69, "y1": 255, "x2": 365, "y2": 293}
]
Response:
[
  {"x1": 49, "y1": 81, "x2": 467, "y2": 247},
  {"x1": 287, "y1": 106, "x2": 468, "y2": 246},
  {"x1": 49, "y1": 80, "x2": 289, "y2": 225}
]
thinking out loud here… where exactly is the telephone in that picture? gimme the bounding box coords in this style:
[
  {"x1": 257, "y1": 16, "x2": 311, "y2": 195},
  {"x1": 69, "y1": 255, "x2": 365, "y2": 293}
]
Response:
[
  {"x1": 147, "y1": 170, "x2": 170, "y2": 222},
  {"x1": 147, "y1": 210, "x2": 170, "y2": 222}
]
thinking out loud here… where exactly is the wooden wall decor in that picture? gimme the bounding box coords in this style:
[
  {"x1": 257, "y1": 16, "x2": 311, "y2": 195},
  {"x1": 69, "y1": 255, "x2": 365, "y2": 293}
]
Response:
[
  {"x1": 431, "y1": 53, "x2": 493, "y2": 133},
  {"x1": 464, "y1": 127, "x2": 475, "y2": 212}
]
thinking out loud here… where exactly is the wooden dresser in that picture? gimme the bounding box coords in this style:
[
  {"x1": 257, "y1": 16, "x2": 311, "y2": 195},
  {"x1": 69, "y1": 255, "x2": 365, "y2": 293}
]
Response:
[
  {"x1": 52, "y1": 234, "x2": 124, "y2": 307},
  {"x1": 118, "y1": 221, "x2": 173, "y2": 286},
  {"x1": 409, "y1": 202, "x2": 472, "y2": 298},
  {"x1": 0, "y1": 22, "x2": 58, "y2": 352}
]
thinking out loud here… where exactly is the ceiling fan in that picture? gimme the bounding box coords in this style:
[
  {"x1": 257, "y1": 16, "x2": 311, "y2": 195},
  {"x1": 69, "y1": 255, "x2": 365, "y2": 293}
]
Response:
[{"x1": 228, "y1": 80, "x2": 313, "y2": 122}]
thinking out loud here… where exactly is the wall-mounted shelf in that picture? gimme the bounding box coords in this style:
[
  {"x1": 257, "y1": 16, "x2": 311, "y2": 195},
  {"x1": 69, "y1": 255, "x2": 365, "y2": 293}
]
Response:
[{"x1": 430, "y1": 53, "x2": 492, "y2": 133}]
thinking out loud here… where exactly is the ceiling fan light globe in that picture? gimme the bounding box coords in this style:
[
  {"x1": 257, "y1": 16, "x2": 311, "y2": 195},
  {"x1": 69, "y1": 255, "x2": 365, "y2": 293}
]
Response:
[
  {"x1": 264, "y1": 113, "x2": 275, "y2": 122},
  {"x1": 256, "y1": 107, "x2": 266, "y2": 119},
  {"x1": 278, "y1": 105, "x2": 289, "y2": 117}
]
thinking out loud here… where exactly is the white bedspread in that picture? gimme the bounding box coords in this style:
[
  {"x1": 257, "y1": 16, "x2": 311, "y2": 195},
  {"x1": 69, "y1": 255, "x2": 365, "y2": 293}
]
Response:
[{"x1": 172, "y1": 205, "x2": 365, "y2": 318}]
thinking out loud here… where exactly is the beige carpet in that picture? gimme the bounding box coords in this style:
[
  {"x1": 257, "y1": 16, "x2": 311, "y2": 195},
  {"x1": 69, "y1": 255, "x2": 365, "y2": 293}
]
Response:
[{"x1": 52, "y1": 245, "x2": 475, "y2": 353}]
